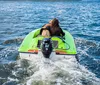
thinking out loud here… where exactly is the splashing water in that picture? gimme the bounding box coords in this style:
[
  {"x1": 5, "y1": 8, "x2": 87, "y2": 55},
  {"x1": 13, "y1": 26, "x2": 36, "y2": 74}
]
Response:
[{"x1": 7, "y1": 54, "x2": 99, "y2": 85}]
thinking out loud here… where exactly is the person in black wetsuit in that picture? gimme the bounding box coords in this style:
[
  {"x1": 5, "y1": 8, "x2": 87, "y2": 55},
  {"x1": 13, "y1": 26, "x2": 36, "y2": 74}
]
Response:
[{"x1": 40, "y1": 18, "x2": 65, "y2": 37}]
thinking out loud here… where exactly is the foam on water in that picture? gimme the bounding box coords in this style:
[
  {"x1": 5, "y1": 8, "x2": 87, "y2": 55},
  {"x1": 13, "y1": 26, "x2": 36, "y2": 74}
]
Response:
[{"x1": 13, "y1": 54, "x2": 99, "y2": 85}]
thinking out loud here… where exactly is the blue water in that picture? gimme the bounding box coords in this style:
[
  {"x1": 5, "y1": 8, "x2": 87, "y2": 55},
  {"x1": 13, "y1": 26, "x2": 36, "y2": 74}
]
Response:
[{"x1": 0, "y1": 1, "x2": 100, "y2": 85}]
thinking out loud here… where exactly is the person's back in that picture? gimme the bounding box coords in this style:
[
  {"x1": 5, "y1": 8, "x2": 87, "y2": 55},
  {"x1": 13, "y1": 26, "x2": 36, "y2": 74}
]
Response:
[{"x1": 40, "y1": 18, "x2": 65, "y2": 37}]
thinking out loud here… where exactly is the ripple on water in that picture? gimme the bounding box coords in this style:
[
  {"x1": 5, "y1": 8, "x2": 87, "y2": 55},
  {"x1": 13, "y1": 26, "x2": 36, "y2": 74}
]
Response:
[
  {"x1": 75, "y1": 38, "x2": 100, "y2": 78},
  {"x1": 0, "y1": 1, "x2": 100, "y2": 85}
]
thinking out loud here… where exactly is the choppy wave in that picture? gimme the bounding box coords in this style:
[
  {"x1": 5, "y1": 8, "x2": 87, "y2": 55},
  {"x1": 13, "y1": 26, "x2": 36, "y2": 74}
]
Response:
[
  {"x1": 2, "y1": 38, "x2": 23, "y2": 45},
  {"x1": 0, "y1": 47, "x2": 18, "y2": 64},
  {"x1": 75, "y1": 38, "x2": 100, "y2": 78}
]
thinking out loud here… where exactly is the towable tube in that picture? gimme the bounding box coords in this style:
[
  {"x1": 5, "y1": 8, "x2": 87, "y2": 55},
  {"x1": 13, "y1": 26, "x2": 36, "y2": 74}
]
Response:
[{"x1": 18, "y1": 29, "x2": 77, "y2": 55}]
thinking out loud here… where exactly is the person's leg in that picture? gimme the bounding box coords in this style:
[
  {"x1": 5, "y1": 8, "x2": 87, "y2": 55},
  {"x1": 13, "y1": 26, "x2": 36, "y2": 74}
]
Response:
[{"x1": 42, "y1": 30, "x2": 50, "y2": 37}]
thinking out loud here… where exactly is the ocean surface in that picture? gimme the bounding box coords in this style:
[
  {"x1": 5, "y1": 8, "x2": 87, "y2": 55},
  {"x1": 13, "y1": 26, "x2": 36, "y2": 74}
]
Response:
[{"x1": 0, "y1": 1, "x2": 100, "y2": 85}]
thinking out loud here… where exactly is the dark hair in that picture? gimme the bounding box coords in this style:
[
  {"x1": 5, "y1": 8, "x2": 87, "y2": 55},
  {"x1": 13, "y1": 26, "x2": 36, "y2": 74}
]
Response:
[
  {"x1": 51, "y1": 18, "x2": 60, "y2": 28},
  {"x1": 51, "y1": 18, "x2": 65, "y2": 36}
]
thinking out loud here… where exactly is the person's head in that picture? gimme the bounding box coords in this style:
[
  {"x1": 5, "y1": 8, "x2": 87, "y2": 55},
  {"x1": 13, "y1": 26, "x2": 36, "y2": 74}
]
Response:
[{"x1": 49, "y1": 18, "x2": 59, "y2": 27}]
